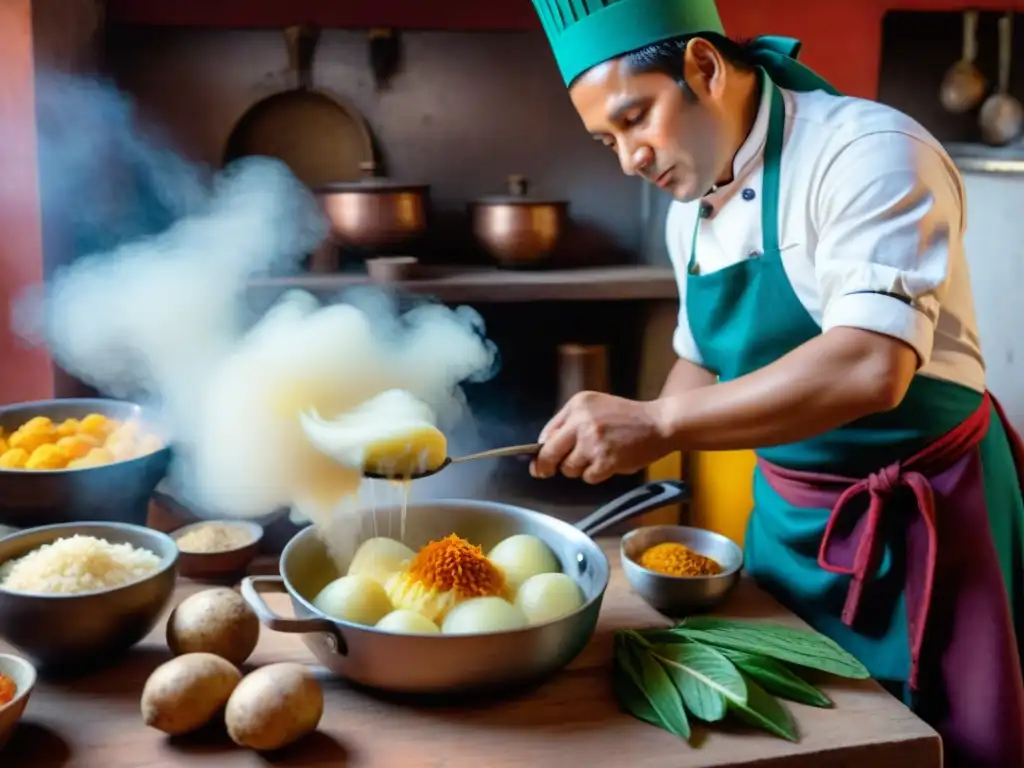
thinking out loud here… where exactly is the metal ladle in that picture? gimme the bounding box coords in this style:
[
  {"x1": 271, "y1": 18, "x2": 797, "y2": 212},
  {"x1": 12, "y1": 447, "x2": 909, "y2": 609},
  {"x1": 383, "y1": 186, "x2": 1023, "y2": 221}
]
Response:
[
  {"x1": 362, "y1": 442, "x2": 542, "y2": 480},
  {"x1": 940, "y1": 10, "x2": 987, "y2": 114},
  {"x1": 980, "y1": 12, "x2": 1024, "y2": 146}
]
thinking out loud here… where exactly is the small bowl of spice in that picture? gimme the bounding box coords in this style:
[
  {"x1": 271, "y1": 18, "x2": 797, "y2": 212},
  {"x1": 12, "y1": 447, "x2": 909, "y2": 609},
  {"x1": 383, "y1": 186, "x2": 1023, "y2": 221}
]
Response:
[
  {"x1": 0, "y1": 653, "x2": 36, "y2": 752},
  {"x1": 620, "y1": 525, "x2": 743, "y2": 616},
  {"x1": 171, "y1": 520, "x2": 263, "y2": 582}
]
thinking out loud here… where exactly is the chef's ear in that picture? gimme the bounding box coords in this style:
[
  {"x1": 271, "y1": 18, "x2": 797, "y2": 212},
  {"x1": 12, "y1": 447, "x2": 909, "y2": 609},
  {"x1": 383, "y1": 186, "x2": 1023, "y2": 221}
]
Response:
[{"x1": 683, "y1": 37, "x2": 728, "y2": 100}]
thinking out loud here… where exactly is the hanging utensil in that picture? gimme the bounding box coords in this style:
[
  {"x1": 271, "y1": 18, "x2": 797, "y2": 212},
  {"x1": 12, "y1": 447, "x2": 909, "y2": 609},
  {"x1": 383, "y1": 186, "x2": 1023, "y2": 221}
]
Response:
[
  {"x1": 940, "y1": 11, "x2": 987, "y2": 114},
  {"x1": 979, "y1": 12, "x2": 1024, "y2": 146},
  {"x1": 223, "y1": 24, "x2": 374, "y2": 187},
  {"x1": 368, "y1": 28, "x2": 402, "y2": 90}
]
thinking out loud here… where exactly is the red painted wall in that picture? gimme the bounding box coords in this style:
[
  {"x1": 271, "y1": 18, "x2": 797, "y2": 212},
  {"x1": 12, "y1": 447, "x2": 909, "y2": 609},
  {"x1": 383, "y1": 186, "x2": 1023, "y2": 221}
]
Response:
[
  {"x1": 0, "y1": 0, "x2": 53, "y2": 405},
  {"x1": 104, "y1": 0, "x2": 1024, "y2": 98}
]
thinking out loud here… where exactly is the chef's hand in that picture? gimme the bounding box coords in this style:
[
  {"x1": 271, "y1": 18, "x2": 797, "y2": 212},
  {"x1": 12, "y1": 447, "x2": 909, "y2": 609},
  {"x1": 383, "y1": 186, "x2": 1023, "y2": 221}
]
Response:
[{"x1": 530, "y1": 391, "x2": 673, "y2": 484}]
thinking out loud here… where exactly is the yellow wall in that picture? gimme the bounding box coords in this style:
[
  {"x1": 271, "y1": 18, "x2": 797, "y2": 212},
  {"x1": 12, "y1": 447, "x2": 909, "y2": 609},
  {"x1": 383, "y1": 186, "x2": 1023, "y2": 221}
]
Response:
[
  {"x1": 689, "y1": 449, "x2": 757, "y2": 546},
  {"x1": 642, "y1": 451, "x2": 685, "y2": 526},
  {"x1": 643, "y1": 448, "x2": 756, "y2": 546}
]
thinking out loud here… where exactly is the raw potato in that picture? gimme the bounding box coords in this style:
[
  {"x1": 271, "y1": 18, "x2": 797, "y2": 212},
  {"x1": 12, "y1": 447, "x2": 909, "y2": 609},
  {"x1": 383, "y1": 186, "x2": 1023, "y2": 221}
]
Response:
[
  {"x1": 166, "y1": 587, "x2": 260, "y2": 666},
  {"x1": 225, "y1": 662, "x2": 324, "y2": 751},
  {"x1": 347, "y1": 536, "x2": 415, "y2": 586},
  {"x1": 441, "y1": 597, "x2": 528, "y2": 635},
  {"x1": 141, "y1": 652, "x2": 242, "y2": 735},
  {"x1": 515, "y1": 572, "x2": 584, "y2": 624},
  {"x1": 375, "y1": 608, "x2": 440, "y2": 635},
  {"x1": 487, "y1": 534, "x2": 560, "y2": 591},
  {"x1": 313, "y1": 574, "x2": 392, "y2": 625}
]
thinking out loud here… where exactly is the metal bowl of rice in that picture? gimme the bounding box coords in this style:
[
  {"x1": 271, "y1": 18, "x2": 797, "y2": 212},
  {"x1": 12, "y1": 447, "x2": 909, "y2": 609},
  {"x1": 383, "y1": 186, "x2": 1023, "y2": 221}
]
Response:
[{"x1": 0, "y1": 522, "x2": 178, "y2": 671}]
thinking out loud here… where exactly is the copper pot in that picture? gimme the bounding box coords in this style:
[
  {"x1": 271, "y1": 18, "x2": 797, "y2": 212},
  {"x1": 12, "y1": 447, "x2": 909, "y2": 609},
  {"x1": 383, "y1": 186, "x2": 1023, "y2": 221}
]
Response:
[
  {"x1": 316, "y1": 162, "x2": 429, "y2": 250},
  {"x1": 470, "y1": 175, "x2": 568, "y2": 268}
]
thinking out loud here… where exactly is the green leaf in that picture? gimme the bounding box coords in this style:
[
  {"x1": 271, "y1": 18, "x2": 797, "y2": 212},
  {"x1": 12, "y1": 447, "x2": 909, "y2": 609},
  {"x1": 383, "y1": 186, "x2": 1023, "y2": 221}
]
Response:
[
  {"x1": 729, "y1": 674, "x2": 799, "y2": 742},
  {"x1": 667, "y1": 618, "x2": 870, "y2": 679},
  {"x1": 717, "y1": 648, "x2": 832, "y2": 708},
  {"x1": 613, "y1": 663, "x2": 663, "y2": 727},
  {"x1": 649, "y1": 643, "x2": 747, "y2": 723},
  {"x1": 612, "y1": 637, "x2": 661, "y2": 728},
  {"x1": 614, "y1": 634, "x2": 691, "y2": 739},
  {"x1": 640, "y1": 628, "x2": 687, "y2": 645}
]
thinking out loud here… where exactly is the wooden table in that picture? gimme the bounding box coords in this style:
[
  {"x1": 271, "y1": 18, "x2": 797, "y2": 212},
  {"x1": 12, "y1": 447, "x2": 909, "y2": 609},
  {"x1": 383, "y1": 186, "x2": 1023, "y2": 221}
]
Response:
[{"x1": 0, "y1": 539, "x2": 941, "y2": 767}]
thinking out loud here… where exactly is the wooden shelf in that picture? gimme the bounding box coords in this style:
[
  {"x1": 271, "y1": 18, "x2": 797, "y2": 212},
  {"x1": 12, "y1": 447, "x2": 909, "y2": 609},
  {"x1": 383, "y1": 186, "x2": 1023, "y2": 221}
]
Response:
[
  {"x1": 248, "y1": 266, "x2": 678, "y2": 304},
  {"x1": 946, "y1": 142, "x2": 1024, "y2": 175}
]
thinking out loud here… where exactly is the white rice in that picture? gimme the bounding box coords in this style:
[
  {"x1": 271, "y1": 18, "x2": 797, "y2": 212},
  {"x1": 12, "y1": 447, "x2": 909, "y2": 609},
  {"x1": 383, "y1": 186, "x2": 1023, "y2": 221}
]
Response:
[{"x1": 0, "y1": 534, "x2": 161, "y2": 594}]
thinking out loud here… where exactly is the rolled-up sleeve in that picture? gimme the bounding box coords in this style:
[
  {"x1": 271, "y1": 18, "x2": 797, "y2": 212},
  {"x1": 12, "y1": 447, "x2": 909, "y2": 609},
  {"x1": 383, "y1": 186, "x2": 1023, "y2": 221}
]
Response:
[
  {"x1": 813, "y1": 131, "x2": 964, "y2": 367},
  {"x1": 664, "y1": 202, "x2": 704, "y2": 366}
]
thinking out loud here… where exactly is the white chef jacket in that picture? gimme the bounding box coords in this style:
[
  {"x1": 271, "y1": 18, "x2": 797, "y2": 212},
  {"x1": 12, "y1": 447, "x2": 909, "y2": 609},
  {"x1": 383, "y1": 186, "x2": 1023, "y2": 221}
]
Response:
[{"x1": 666, "y1": 85, "x2": 986, "y2": 393}]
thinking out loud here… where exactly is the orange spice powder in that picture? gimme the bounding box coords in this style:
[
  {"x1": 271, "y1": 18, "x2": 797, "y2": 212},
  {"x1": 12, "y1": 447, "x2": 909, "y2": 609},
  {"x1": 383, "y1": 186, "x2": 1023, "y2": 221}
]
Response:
[
  {"x1": 638, "y1": 542, "x2": 721, "y2": 577},
  {"x1": 0, "y1": 673, "x2": 16, "y2": 707},
  {"x1": 407, "y1": 534, "x2": 507, "y2": 599}
]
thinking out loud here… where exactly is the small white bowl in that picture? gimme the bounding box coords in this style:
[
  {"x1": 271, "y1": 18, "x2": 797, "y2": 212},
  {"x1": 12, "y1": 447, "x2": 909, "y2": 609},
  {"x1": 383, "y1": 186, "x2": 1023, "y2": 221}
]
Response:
[{"x1": 0, "y1": 653, "x2": 36, "y2": 751}]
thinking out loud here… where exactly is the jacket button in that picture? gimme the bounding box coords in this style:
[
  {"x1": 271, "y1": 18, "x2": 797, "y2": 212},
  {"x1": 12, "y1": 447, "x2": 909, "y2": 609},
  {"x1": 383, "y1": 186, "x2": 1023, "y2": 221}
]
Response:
[
  {"x1": 742, "y1": 188, "x2": 756, "y2": 201},
  {"x1": 699, "y1": 202, "x2": 714, "y2": 218}
]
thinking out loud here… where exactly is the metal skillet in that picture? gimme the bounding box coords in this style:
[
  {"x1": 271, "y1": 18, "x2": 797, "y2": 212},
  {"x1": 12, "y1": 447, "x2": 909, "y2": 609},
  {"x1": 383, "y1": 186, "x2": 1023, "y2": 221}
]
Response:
[
  {"x1": 361, "y1": 442, "x2": 542, "y2": 480},
  {"x1": 240, "y1": 479, "x2": 688, "y2": 696}
]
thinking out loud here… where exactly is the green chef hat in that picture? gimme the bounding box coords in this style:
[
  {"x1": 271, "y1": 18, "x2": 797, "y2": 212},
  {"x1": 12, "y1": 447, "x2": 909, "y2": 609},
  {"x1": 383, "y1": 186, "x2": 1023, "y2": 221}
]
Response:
[{"x1": 532, "y1": 0, "x2": 725, "y2": 86}]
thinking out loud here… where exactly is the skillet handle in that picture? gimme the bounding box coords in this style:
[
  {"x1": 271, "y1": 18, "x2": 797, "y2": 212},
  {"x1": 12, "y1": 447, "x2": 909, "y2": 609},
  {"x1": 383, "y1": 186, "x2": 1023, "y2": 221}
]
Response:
[
  {"x1": 240, "y1": 576, "x2": 336, "y2": 634},
  {"x1": 574, "y1": 480, "x2": 690, "y2": 538}
]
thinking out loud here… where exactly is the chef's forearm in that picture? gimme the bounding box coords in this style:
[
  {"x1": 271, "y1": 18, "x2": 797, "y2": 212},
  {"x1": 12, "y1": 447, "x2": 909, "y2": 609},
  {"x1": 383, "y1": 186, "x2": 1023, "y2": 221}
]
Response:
[
  {"x1": 659, "y1": 358, "x2": 717, "y2": 397},
  {"x1": 655, "y1": 328, "x2": 919, "y2": 451}
]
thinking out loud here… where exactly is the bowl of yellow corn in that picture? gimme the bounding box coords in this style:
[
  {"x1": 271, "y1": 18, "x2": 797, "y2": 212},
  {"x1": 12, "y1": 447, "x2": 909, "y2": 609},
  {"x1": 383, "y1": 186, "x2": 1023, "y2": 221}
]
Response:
[{"x1": 0, "y1": 398, "x2": 171, "y2": 527}]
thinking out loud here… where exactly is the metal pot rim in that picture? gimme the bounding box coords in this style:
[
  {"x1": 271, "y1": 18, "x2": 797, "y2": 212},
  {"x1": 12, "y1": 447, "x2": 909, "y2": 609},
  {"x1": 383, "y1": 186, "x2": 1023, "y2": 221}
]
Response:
[
  {"x1": 470, "y1": 196, "x2": 568, "y2": 207},
  {"x1": 316, "y1": 179, "x2": 430, "y2": 194},
  {"x1": 273, "y1": 498, "x2": 612, "y2": 638},
  {"x1": 265, "y1": 480, "x2": 690, "y2": 639}
]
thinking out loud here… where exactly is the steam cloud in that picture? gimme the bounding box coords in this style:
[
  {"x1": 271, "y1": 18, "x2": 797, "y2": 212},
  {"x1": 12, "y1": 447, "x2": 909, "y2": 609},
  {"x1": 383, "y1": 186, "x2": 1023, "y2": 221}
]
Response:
[{"x1": 14, "y1": 72, "x2": 499, "y2": 524}]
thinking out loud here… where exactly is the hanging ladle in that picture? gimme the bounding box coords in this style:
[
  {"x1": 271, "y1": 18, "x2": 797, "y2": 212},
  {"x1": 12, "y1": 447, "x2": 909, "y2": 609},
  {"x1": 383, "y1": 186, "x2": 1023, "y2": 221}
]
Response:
[
  {"x1": 940, "y1": 10, "x2": 987, "y2": 114},
  {"x1": 363, "y1": 442, "x2": 542, "y2": 480},
  {"x1": 979, "y1": 12, "x2": 1024, "y2": 146}
]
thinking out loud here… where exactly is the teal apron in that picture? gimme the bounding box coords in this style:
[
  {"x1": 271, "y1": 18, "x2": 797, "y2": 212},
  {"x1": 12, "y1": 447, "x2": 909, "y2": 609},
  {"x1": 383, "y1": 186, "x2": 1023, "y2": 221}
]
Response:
[{"x1": 685, "y1": 39, "x2": 1024, "y2": 767}]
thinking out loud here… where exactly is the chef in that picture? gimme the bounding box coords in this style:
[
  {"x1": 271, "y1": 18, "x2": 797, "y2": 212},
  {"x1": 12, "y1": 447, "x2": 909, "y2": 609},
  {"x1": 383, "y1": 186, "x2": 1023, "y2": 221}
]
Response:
[{"x1": 526, "y1": 1, "x2": 1024, "y2": 764}]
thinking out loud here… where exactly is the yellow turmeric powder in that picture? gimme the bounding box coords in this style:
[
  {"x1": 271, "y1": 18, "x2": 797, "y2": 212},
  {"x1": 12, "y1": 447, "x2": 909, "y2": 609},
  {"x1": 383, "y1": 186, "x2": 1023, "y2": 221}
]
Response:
[{"x1": 638, "y1": 542, "x2": 721, "y2": 577}]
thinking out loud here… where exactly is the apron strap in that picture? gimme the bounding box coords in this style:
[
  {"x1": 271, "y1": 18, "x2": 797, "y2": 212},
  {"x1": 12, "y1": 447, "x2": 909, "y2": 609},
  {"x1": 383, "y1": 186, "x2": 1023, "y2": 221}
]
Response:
[
  {"x1": 760, "y1": 78, "x2": 785, "y2": 258},
  {"x1": 757, "y1": 391, "x2": 1016, "y2": 690}
]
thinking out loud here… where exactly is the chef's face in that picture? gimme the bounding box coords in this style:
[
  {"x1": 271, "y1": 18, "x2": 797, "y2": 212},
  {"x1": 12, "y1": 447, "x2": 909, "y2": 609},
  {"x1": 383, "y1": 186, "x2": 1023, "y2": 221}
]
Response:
[{"x1": 569, "y1": 39, "x2": 732, "y2": 201}]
